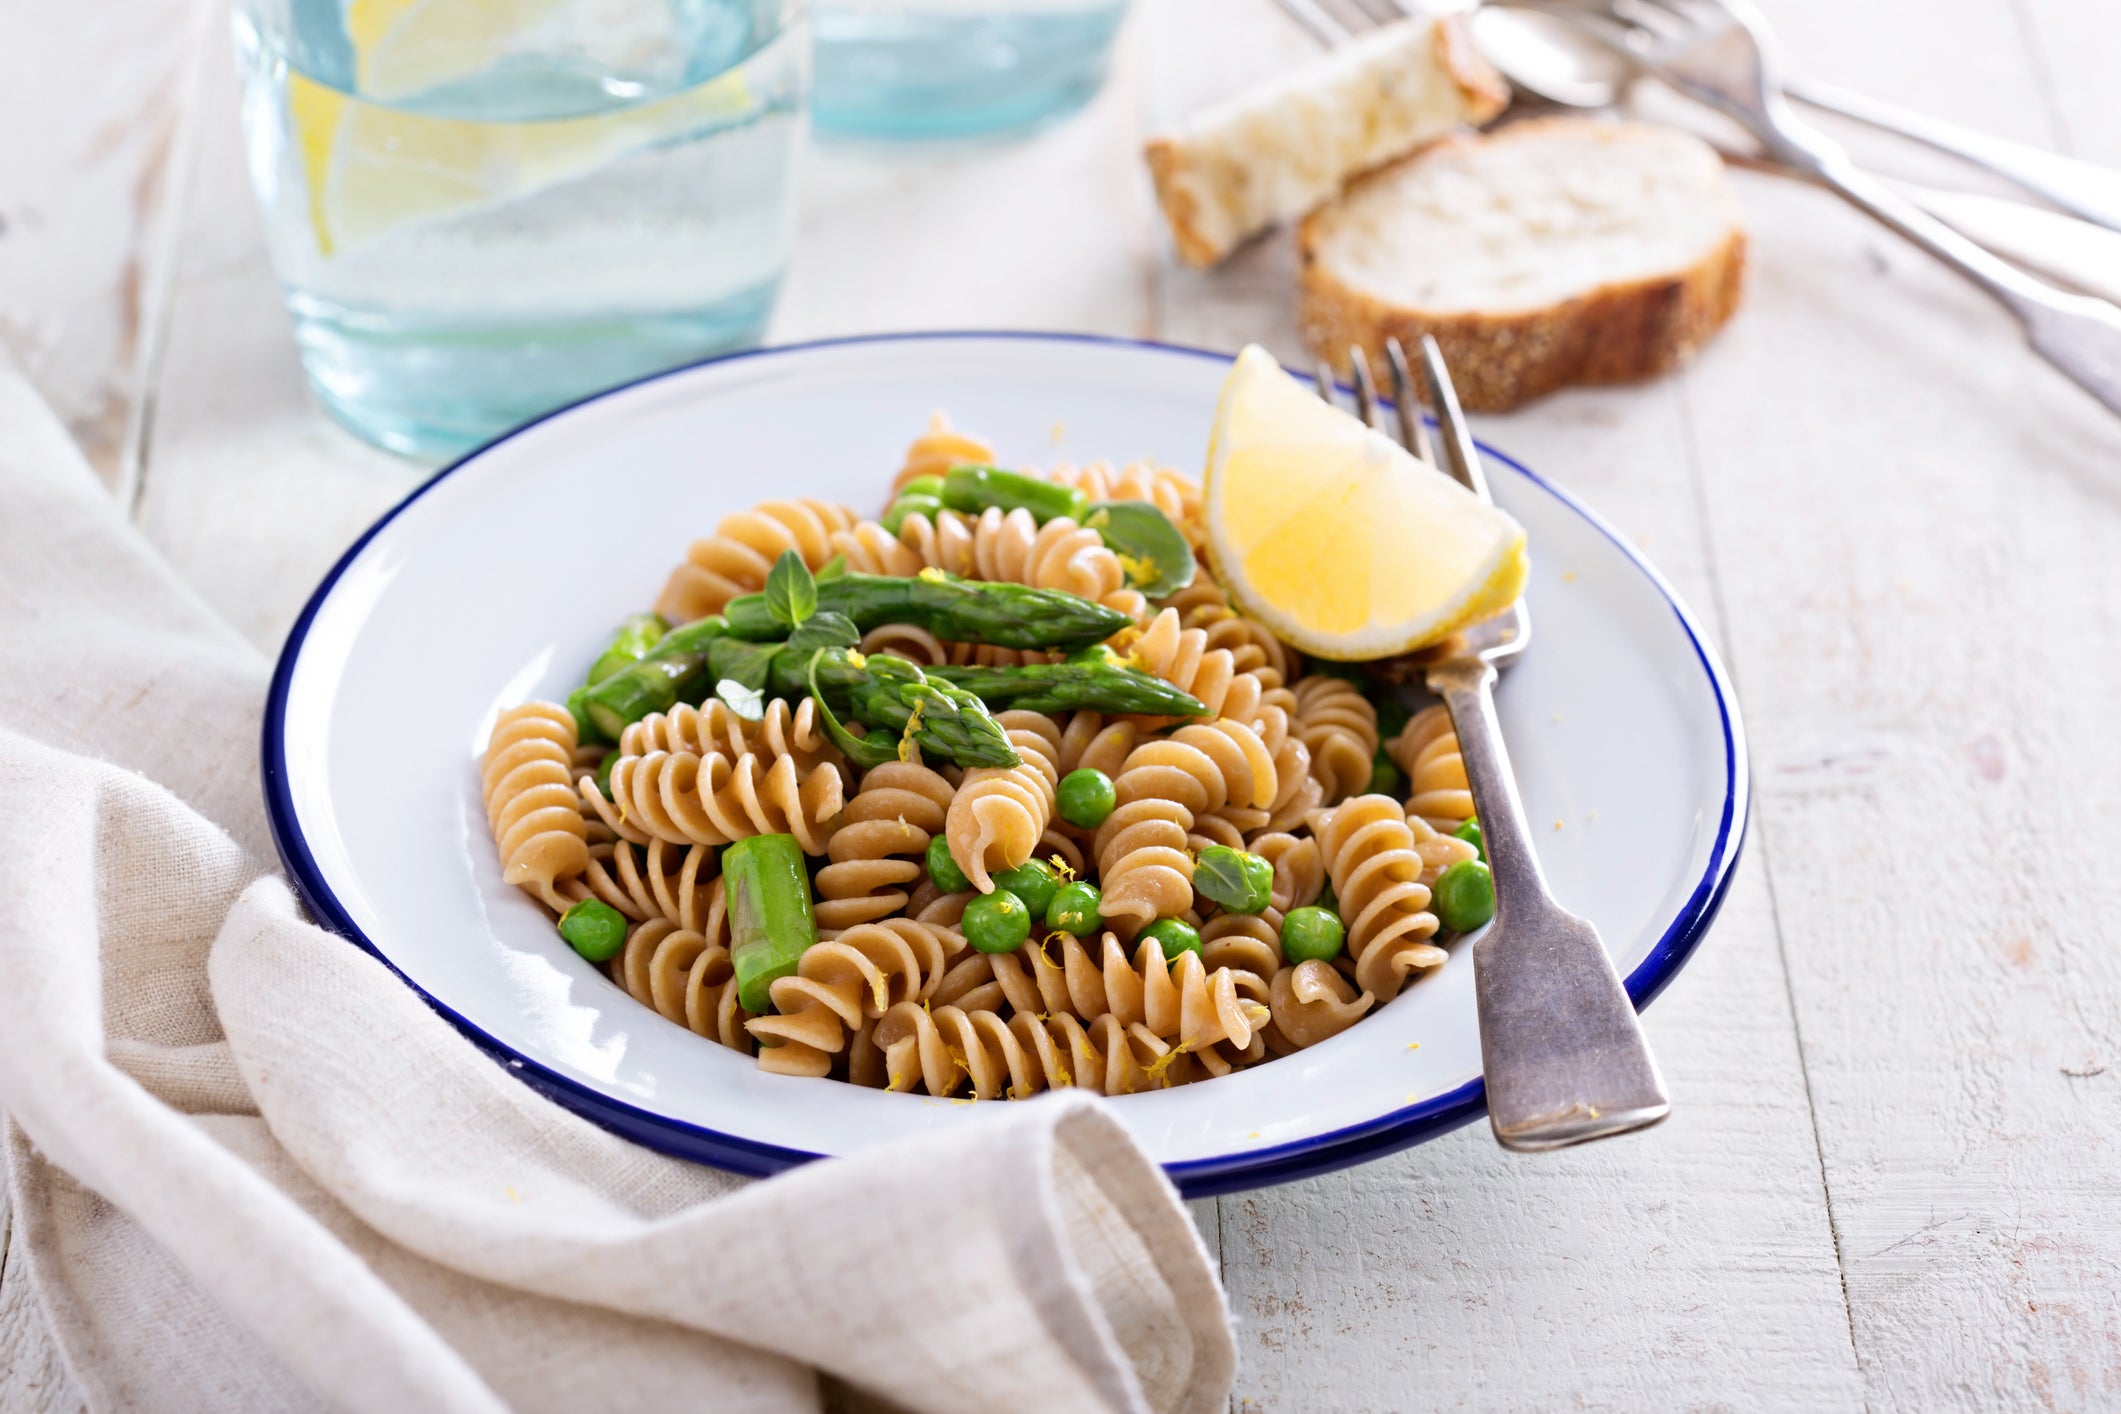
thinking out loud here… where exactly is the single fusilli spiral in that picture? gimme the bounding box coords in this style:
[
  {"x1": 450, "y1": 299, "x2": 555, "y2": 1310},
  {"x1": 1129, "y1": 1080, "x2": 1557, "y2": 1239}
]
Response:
[
  {"x1": 892, "y1": 412, "x2": 996, "y2": 497},
  {"x1": 814, "y1": 759, "x2": 956, "y2": 934},
  {"x1": 656, "y1": 498, "x2": 861, "y2": 624},
  {"x1": 1390, "y1": 704, "x2": 1474, "y2": 829},
  {"x1": 482, "y1": 702, "x2": 590, "y2": 910},
  {"x1": 946, "y1": 710, "x2": 1062, "y2": 892},
  {"x1": 591, "y1": 747, "x2": 845, "y2": 856},
  {"x1": 874, "y1": 1001, "x2": 1171, "y2": 1098},
  {"x1": 617, "y1": 697, "x2": 836, "y2": 773},
  {"x1": 1265, "y1": 960, "x2": 1374, "y2": 1053},
  {"x1": 614, "y1": 890, "x2": 753, "y2": 1053},
  {"x1": 1292, "y1": 675, "x2": 1381, "y2": 805},
  {"x1": 1313, "y1": 793, "x2": 1447, "y2": 999},
  {"x1": 747, "y1": 918, "x2": 960, "y2": 1076},
  {"x1": 571, "y1": 836, "x2": 718, "y2": 930},
  {"x1": 1157, "y1": 574, "x2": 1292, "y2": 684}
]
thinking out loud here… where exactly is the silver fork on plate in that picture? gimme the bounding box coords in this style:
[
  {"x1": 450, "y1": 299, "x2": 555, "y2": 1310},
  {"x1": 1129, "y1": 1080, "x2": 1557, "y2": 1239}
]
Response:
[
  {"x1": 1503, "y1": 0, "x2": 2121, "y2": 417},
  {"x1": 1322, "y1": 336, "x2": 1670, "y2": 1151}
]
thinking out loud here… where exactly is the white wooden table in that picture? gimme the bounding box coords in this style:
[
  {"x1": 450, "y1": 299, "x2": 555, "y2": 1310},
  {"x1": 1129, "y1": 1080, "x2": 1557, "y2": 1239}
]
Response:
[{"x1": 7, "y1": 0, "x2": 2120, "y2": 1407}]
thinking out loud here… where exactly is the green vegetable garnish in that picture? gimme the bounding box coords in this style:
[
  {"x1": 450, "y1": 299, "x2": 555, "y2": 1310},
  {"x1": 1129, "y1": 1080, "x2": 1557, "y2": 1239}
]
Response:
[
  {"x1": 940, "y1": 465, "x2": 1088, "y2": 525},
  {"x1": 587, "y1": 613, "x2": 669, "y2": 685},
  {"x1": 725, "y1": 571, "x2": 1128, "y2": 651},
  {"x1": 1056, "y1": 768, "x2": 1117, "y2": 829},
  {"x1": 1194, "y1": 845, "x2": 1273, "y2": 914},
  {"x1": 993, "y1": 860, "x2": 1061, "y2": 917},
  {"x1": 1046, "y1": 881, "x2": 1103, "y2": 936},
  {"x1": 558, "y1": 898, "x2": 628, "y2": 962},
  {"x1": 932, "y1": 656, "x2": 1206, "y2": 717},
  {"x1": 1452, "y1": 818, "x2": 1484, "y2": 863},
  {"x1": 880, "y1": 493, "x2": 944, "y2": 535},
  {"x1": 724, "y1": 833, "x2": 819, "y2": 1014},
  {"x1": 579, "y1": 615, "x2": 730, "y2": 740},
  {"x1": 1432, "y1": 859, "x2": 1495, "y2": 934},
  {"x1": 1083, "y1": 500, "x2": 1195, "y2": 597},
  {"x1": 926, "y1": 836, "x2": 971, "y2": 894},
  {"x1": 764, "y1": 549, "x2": 817, "y2": 630},
  {"x1": 1140, "y1": 917, "x2": 1202, "y2": 959},
  {"x1": 1279, "y1": 906, "x2": 1345, "y2": 964},
  {"x1": 963, "y1": 890, "x2": 1033, "y2": 955}
]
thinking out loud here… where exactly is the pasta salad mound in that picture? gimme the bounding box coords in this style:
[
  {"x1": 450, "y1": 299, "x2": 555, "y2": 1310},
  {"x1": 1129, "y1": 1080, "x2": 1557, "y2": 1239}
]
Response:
[{"x1": 481, "y1": 381, "x2": 1514, "y2": 1099}]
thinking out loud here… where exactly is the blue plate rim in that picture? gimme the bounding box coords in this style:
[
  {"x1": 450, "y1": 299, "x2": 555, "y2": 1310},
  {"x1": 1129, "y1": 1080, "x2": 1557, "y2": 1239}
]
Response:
[{"x1": 262, "y1": 329, "x2": 1750, "y2": 1199}]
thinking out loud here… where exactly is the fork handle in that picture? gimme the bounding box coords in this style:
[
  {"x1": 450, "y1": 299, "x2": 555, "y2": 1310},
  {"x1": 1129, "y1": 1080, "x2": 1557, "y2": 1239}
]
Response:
[
  {"x1": 1428, "y1": 658, "x2": 1670, "y2": 1150},
  {"x1": 1787, "y1": 79, "x2": 2121, "y2": 235},
  {"x1": 1773, "y1": 128, "x2": 2121, "y2": 417}
]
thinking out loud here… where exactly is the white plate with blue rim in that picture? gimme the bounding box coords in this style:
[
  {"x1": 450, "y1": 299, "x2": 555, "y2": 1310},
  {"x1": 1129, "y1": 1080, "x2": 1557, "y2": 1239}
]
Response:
[{"x1": 265, "y1": 332, "x2": 1747, "y2": 1197}]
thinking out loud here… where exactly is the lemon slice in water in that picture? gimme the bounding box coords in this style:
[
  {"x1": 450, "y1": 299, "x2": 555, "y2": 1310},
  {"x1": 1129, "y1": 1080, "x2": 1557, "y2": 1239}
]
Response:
[
  {"x1": 288, "y1": 0, "x2": 753, "y2": 257},
  {"x1": 1203, "y1": 344, "x2": 1528, "y2": 660}
]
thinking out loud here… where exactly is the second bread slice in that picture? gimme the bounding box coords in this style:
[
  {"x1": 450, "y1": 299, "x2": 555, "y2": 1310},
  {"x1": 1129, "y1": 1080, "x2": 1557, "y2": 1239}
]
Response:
[{"x1": 1298, "y1": 117, "x2": 1747, "y2": 411}]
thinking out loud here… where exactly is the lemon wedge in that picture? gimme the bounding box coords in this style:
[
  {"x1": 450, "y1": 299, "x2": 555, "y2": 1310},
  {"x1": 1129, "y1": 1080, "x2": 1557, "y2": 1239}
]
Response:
[{"x1": 1203, "y1": 344, "x2": 1528, "y2": 660}]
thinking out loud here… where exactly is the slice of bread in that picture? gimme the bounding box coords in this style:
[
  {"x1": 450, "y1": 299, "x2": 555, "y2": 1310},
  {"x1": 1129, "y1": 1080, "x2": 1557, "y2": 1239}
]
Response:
[
  {"x1": 1298, "y1": 117, "x2": 1746, "y2": 411},
  {"x1": 1144, "y1": 17, "x2": 1508, "y2": 268}
]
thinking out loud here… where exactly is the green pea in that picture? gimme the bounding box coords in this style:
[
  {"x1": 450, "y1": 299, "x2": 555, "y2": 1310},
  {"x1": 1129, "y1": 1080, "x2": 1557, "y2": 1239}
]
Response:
[
  {"x1": 1452, "y1": 818, "x2": 1485, "y2": 863},
  {"x1": 1432, "y1": 859, "x2": 1496, "y2": 934},
  {"x1": 1366, "y1": 751, "x2": 1402, "y2": 797},
  {"x1": 926, "y1": 835, "x2": 971, "y2": 894},
  {"x1": 899, "y1": 475, "x2": 946, "y2": 499},
  {"x1": 993, "y1": 860, "x2": 1061, "y2": 917},
  {"x1": 1280, "y1": 906, "x2": 1346, "y2": 963},
  {"x1": 1056, "y1": 768, "x2": 1117, "y2": 829},
  {"x1": 1140, "y1": 917, "x2": 1202, "y2": 959},
  {"x1": 1194, "y1": 845, "x2": 1274, "y2": 914},
  {"x1": 963, "y1": 890, "x2": 1033, "y2": 954},
  {"x1": 558, "y1": 898, "x2": 628, "y2": 962},
  {"x1": 1046, "y1": 880, "x2": 1103, "y2": 936},
  {"x1": 880, "y1": 492, "x2": 945, "y2": 535}
]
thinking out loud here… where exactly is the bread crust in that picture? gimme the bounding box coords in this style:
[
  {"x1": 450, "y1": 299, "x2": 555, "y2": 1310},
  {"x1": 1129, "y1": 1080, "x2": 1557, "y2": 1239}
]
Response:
[
  {"x1": 1145, "y1": 16, "x2": 1507, "y2": 269},
  {"x1": 1297, "y1": 122, "x2": 1748, "y2": 411}
]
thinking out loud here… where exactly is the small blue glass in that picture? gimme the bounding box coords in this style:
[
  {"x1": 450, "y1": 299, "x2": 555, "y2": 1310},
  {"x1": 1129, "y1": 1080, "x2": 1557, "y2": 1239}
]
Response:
[{"x1": 813, "y1": 0, "x2": 1130, "y2": 140}]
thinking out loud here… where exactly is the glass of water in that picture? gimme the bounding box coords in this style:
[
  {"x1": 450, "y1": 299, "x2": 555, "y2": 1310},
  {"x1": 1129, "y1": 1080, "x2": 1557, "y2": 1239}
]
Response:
[
  {"x1": 812, "y1": 0, "x2": 1128, "y2": 140},
  {"x1": 233, "y1": 0, "x2": 808, "y2": 458}
]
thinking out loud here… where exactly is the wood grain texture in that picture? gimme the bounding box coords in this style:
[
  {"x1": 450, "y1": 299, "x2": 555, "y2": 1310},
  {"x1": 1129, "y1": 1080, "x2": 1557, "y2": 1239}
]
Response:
[
  {"x1": 10, "y1": 0, "x2": 2121, "y2": 1407},
  {"x1": 0, "y1": 3, "x2": 204, "y2": 486}
]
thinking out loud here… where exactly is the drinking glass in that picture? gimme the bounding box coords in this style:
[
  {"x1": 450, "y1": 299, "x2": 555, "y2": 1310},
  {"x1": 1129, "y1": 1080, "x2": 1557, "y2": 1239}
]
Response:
[
  {"x1": 233, "y1": 0, "x2": 808, "y2": 458},
  {"x1": 812, "y1": 0, "x2": 1128, "y2": 140}
]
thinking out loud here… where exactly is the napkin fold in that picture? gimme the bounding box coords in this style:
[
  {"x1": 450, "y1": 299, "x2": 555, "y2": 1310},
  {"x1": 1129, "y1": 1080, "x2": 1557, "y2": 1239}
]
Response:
[{"x1": 0, "y1": 360, "x2": 1235, "y2": 1413}]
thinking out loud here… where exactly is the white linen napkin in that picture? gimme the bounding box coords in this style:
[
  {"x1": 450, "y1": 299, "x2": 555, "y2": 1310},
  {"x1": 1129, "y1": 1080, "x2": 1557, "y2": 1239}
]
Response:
[{"x1": 0, "y1": 358, "x2": 1235, "y2": 1414}]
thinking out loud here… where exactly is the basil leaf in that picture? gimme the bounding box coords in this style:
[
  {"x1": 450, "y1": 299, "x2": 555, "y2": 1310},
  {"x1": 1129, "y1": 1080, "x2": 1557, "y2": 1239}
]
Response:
[
  {"x1": 714, "y1": 678, "x2": 765, "y2": 722},
  {"x1": 814, "y1": 553, "x2": 850, "y2": 584},
  {"x1": 1194, "y1": 845, "x2": 1272, "y2": 914},
  {"x1": 764, "y1": 549, "x2": 817, "y2": 629},
  {"x1": 1084, "y1": 501, "x2": 1195, "y2": 597},
  {"x1": 708, "y1": 637, "x2": 781, "y2": 693},
  {"x1": 785, "y1": 610, "x2": 861, "y2": 655}
]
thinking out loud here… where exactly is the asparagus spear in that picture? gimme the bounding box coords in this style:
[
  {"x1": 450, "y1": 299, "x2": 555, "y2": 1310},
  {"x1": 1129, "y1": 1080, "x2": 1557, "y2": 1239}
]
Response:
[
  {"x1": 931, "y1": 653, "x2": 1208, "y2": 717},
  {"x1": 798, "y1": 649, "x2": 1021, "y2": 769},
  {"x1": 579, "y1": 615, "x2": 729, "y2": 740},
  {"x1": 940, "y1": 465, "x2": 1089, "y2": 525},
  {"x1": 723, "y1": 833, "x2": 818, "y2": 1014},
  {"x1": 567, "y1": 612, "x2": 670, "y2": 742},
  {"x1": 723, "y1": 572, "x2": 1128, "y2": 650}
]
